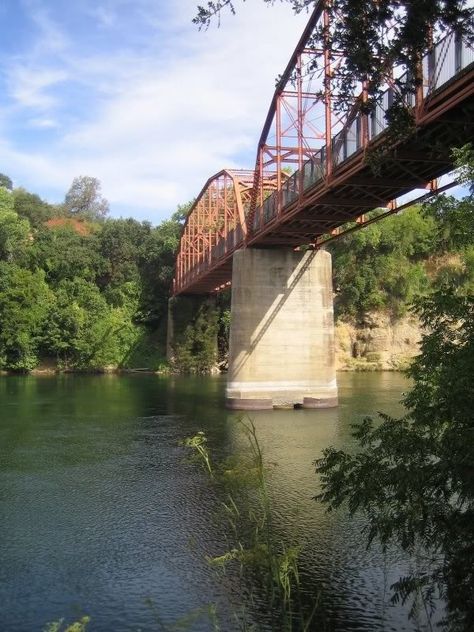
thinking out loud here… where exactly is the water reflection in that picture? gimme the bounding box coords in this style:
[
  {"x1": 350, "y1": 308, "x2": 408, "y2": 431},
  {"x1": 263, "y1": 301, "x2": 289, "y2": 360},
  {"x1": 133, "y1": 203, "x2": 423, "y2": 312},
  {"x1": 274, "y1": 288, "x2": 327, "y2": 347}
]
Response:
[
  {"x1": 219, "y1": 373, "x2": 415, "y2": 631},
  {"x1": 0, "y1": 372, "x2": 429, "y2": 631}
]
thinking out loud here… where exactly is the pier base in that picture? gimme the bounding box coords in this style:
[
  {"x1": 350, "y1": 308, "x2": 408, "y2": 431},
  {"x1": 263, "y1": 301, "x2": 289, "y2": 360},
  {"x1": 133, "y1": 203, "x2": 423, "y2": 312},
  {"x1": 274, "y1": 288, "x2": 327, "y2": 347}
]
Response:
[{"x1": 225, "y1": 248, "x2": 338, "y2": 410}]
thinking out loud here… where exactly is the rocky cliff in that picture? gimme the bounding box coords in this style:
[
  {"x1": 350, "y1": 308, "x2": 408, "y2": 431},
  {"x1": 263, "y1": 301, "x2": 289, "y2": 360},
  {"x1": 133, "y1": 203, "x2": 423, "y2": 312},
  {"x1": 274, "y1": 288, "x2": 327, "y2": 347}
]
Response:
[{"x1": 335, "y1": 312, "x2": 422, "y2": 371}]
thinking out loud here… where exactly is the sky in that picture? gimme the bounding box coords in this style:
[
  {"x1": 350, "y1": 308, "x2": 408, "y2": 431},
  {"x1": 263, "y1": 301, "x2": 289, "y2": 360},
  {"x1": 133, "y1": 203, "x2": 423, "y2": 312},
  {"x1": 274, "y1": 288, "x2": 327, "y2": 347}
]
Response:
[{"x1": 0, "y1": 0, "x2": 310, "y2": 223}]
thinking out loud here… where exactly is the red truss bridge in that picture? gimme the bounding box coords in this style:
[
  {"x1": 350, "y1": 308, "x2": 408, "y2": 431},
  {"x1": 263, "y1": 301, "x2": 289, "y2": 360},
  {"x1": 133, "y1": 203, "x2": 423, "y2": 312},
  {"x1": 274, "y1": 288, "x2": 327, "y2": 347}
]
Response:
[{"x1": 173, "y1": 2, "x2": 474, "y2": 296}]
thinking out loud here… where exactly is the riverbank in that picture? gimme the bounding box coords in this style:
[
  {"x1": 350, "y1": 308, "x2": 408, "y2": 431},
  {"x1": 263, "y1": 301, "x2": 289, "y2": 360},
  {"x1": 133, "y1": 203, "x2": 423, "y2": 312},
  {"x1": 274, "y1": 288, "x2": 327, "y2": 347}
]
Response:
[{"x1": 0, "y1": 306, "x2": 422, "y2": 376}]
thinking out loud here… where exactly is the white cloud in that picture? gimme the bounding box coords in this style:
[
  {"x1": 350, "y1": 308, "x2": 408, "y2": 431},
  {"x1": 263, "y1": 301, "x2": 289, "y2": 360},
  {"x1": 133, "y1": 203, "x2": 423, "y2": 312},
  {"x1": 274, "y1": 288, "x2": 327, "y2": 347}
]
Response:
[
  {"x1": 89, "y1": 5, "x2": 118, "y2": 29},
  {"x1": 23, "y1": 1, "x2": 70, "y2": 55},
  {"x1": 0, "y1": 0, "x2": 310, "y2": 222},
  {"x1": 27, "y1": 116, "x2": 59, "y2": 128},
  {"x1": 7, "y1": 66, "x2": 68, "y2": 109}
]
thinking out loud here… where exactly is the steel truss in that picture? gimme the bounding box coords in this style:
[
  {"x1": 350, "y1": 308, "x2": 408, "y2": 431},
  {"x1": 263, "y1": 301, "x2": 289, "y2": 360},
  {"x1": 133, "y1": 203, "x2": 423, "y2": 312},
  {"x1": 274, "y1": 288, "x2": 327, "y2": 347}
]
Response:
[{"x1": 173, "y1": 1, "x2": 474, "y2": 295}]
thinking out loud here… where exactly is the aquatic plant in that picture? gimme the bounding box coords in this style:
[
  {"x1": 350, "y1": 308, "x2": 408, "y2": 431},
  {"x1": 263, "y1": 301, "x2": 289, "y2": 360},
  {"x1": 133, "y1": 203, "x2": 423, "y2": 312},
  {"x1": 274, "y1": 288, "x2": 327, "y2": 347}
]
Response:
[
  {"x1": 43, "y1": 616, "x2": 90, "y2": 632},
  {"x1": 184, "y1": 417, "x2": 318, "y2": 631}
]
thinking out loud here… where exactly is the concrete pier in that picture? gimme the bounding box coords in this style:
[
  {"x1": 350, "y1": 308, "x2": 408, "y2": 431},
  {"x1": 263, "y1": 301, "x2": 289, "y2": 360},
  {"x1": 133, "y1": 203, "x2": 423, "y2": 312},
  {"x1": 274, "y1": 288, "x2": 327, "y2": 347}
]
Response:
[{"x1": 225, "y1": 248, "x2": 338, "y2": 410}]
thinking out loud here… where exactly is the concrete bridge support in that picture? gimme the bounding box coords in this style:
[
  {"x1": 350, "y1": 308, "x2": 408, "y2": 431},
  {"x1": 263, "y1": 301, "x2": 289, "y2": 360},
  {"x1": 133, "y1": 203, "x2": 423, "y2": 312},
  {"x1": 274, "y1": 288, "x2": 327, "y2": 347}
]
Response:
[{"x1": 226, "y1": 248, "x2": 338, "y2": 410}]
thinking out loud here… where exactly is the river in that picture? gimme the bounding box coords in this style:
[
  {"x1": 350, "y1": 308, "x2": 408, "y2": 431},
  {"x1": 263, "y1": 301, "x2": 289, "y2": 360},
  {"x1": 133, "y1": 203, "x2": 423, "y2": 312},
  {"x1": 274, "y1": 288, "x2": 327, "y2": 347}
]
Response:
[{"x1": 0, "y1": 373, "x2": 435, "y2": 631}]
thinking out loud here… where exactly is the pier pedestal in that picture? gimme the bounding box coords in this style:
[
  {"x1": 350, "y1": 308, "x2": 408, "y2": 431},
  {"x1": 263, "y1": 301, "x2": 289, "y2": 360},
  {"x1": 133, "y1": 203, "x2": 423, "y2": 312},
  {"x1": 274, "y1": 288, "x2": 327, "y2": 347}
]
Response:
[{"x1": 225, "y1": 248, "x2": 337, "y2": 410}]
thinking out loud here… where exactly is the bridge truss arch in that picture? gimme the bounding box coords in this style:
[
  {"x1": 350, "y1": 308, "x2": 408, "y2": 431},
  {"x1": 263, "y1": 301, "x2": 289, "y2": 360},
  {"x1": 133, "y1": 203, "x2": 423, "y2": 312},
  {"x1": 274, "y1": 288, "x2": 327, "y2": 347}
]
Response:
[{"x1": 174, "y1": 169, "x2": 280, "y2": 294}]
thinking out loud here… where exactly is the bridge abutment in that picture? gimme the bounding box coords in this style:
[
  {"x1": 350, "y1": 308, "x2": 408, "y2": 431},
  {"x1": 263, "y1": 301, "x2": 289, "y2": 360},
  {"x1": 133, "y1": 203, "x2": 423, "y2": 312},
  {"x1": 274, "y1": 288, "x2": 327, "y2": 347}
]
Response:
[{"x1": 226, "y1": 248, "x2": 338, "y2": 410}]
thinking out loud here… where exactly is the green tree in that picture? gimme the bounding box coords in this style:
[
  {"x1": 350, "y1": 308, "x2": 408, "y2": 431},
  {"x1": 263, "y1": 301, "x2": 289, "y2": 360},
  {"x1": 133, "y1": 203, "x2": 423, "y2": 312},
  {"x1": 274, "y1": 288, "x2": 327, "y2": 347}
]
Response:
[
  {"x1": 137, "y1": 214, "x2": 184, "y2": 325},
  {"x1": 64, "y1": 176, "x2": 109, "y2": 220},
  {"x1": 13, "y1": 188, "x2": 54, "y2": 227},
  {"x1": 316, "y1": 287, "x2": 474, "y2": 630},
  {"x1": 173, "y1": 301, "x2": 219, "y2": 373},
  {"x1": 0, "y1": 180, "x2": 191, "y2": 372},
  {"x1": 195, "y1": 1, "x2": 473, "y2": 113},
  {"x1": 330, "y1": 206, "x2": 436, "y2": 318},
  {"x1": 0, "y1": 206, "x2": 30, "y2": 263},
  {"x1": 316, "y1": 149, "x2": 474, "y2": 629},
  {"x1": 97, "y1": 218, "x2": 150, "y2": 290},
  {"x1": 42, "y1": 278, "x2": 139, "y2": 370},
  {"x1": 171, "y1": 200, "x2": 193, "y2": 224},
  {"x1": 453, "y1": 144, "x2": 474, "y2": 193},
  {"x1": 0, "y1": 186, "x2": 14, "y2": 214},
  {"x1": 30, "y1": 224, "x2": 105, "y2": 286},
  {"x1": 0, "y1": 173, "x2": 13, "y2": 190},
  {"x1": 423, "y1": 194, "x2": 474, "y2": 253},
  {"x1": 217, "y1": 289, "x2": 232, "y2": 362},
  {"x1": 0, "y1": 263, "x2": 52, "y2": 371},
  {"x1": 433, "y1": 245, "x2": 474, "y2": 297}
]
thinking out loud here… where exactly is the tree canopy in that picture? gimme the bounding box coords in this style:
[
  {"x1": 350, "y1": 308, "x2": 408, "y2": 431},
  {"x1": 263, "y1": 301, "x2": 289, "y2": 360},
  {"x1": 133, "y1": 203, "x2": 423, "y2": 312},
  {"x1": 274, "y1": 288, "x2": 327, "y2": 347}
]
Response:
[
  {"x1": 316, "y1": 286, "x2": 474, "y2": 630},
  {"x1": 0, "y1": 173, "x2": 183, "y2": 372},
  {"x1": 13, "y1": 188, "x2": 54, "y2": 227},
  {"x1": 64, "y1": 176, "x2": 110, "y2": 220},
  {"x1": 0, "y1": 173, "x2": 13, "y2": 191}
]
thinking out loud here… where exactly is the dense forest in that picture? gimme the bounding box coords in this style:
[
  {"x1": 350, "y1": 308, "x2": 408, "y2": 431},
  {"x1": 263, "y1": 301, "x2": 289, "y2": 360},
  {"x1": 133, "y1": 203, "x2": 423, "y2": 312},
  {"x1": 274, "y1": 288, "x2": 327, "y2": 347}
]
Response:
[
  {"x1": 0, "y1": 153, "x2": 473, "y2": 374},
  {"x1": 0, "y1": 174, "x2": 185, "y2": 372},
  {"x1": 331, "y1": 196, "x2": 474, "y2": 320}
]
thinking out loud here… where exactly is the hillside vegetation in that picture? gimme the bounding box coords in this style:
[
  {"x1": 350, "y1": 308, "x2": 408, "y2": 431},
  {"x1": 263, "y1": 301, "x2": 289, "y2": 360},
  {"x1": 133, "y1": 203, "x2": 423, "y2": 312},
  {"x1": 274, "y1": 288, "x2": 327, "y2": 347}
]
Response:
[
  {"x1": 0, "y1": 176, "x2": 184, "y2": 372},
  {"x1": 330, "y1": 200, "x2": 474, "y2": 320}
]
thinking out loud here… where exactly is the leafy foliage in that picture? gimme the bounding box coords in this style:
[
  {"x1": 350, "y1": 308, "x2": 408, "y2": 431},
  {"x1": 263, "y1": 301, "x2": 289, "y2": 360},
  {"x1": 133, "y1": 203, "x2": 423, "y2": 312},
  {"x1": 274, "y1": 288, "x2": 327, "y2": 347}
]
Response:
[
  {"x1": 452, "y1": 144, "x2": 474, "y2": 194},
  {"x1": 194, "y1": 1, "x2": 474, "y2": 119},
  {"x1": 316, "y1": 287, "x2": 474, "y2": 629},
  {"x1": 12, "y1": 188, "x2": 55, "y2": 227},
  {"x1": 0, "y1": 205, "x2": 30, "y2": 263},
  {"x1": 423, "y1": 194, "x2": 474, "y2": 253},
  {"x1": 0, "y1": 263, "x2": 52, "y2": 371},
  {"x1": 41, "y1": 278, "x2": 141, "y2": 370},
  {"x1": 330, "y1": 172, "x2": 474, "y2": 320},
  {"x1": 0, "y1": 187, "x2": 14, "y2": 215},
  {"x1": 0, "y1": 173, "x2": 13, "y2": 190},
  {"x1": 173, "y1": 300, "x2": 219, "y2": 373},
  {"x1": 31, "y1": 224, "x2": 106, "y2": 286},
  {"x1": 330, "y1": 206, "x2": 436, "y2": 318},
  {"x1": 0, "y1": 173, "x2": 185, "y2": 372},
  {"x1": 137, "y1": 217, "x2": 182, "y2": 325},
  {"x1": 316, "y1": 149, "x2": 474, "y2": 628},
  {"x1": 324, "y1": 0, "x2": 473, "y2": 113}
]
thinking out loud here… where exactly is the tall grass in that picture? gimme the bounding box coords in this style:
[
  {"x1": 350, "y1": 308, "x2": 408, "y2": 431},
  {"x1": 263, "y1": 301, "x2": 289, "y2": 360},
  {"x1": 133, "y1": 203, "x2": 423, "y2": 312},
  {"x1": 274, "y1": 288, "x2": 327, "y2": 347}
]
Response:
[{"x1": 184, "y1": 417, "x2": 319, "y2": 631}]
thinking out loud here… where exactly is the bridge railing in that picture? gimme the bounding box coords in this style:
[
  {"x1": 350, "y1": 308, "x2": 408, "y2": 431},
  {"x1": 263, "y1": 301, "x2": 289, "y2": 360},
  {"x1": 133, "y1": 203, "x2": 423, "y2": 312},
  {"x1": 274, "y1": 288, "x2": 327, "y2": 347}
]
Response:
[
  {"x1": 248, "y1": 30, "x2": 473, "y2": 235},
  {"x1": 197, "y1": 224, "x2": 244, "y2": 279},
  {"x1": 425, "y1": 31, "x2": 474, "y2": 91}
]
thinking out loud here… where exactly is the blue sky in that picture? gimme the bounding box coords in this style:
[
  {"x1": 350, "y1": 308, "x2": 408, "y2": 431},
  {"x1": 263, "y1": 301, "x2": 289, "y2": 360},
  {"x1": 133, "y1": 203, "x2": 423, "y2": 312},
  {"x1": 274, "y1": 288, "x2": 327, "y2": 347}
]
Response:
[{"x1": 0, "y1": 0, "x2": 309, "y2": 222}]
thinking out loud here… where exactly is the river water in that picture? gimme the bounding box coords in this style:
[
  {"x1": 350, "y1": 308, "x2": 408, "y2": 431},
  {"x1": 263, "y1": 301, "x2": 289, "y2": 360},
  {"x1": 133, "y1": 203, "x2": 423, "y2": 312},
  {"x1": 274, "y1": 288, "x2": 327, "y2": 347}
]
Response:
[{"x1": 0, "y1": 373, "x2": 435, "y2": 631}]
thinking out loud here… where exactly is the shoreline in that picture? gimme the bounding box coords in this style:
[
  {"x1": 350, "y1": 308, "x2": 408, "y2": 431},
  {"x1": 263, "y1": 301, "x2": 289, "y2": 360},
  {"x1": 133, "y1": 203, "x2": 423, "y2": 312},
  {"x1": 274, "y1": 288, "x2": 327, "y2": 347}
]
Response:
[{"x1": 1, "y1": 366, "x2": 407, "y2": 376}]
